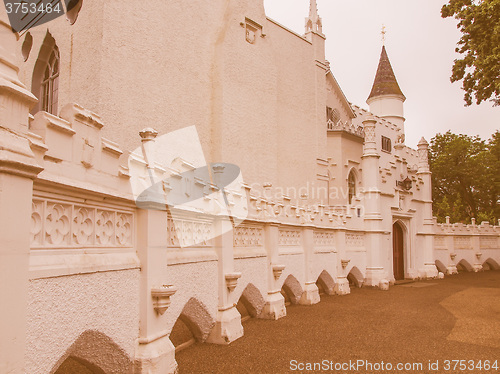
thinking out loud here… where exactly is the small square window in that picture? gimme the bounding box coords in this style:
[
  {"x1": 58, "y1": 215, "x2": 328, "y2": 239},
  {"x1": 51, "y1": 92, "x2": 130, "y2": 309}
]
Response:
[{"x1": 381, "y1": 136, "x2": 392, "y2": 153}]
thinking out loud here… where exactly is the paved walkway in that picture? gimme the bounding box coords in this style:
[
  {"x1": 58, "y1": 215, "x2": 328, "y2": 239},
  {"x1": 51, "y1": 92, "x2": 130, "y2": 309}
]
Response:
[{"x1": 176, "y1": 271, "x2": 500, "y2": 373}]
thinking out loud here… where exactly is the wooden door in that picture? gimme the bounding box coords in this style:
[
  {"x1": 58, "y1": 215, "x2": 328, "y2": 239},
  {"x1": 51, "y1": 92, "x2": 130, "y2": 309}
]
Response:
[{"x1": 392, "y1": 222, "x2": 405, "y2": 280}]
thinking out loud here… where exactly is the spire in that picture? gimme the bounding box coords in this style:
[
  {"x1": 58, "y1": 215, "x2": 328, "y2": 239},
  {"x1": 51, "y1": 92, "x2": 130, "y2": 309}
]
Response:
[
  {"x1": 305, "y1": 0, "x2": 322, "y2": 34},
  {"x1": 309, "y1": 0, "x2": 319, "y2": 20},
  {"x1": 367, "y1": 46, "x2": 405, "y2": 102}
]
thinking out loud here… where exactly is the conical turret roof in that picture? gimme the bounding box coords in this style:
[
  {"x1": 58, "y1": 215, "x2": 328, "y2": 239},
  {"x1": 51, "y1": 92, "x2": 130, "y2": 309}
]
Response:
[{"x1": 367, "y1": 46, "x2": 405, "y2": 102}]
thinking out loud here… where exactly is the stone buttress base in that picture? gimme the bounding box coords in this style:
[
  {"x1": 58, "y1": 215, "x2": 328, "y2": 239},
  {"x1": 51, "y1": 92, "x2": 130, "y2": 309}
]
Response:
[
  {"x1": 334, "y1": 277, "x2": 350, "y2": 295},
  {"x1": 364, "y1": 267, "x2": 385, "y2": 287},
  {"x1": 206, "y1": 306, "x2": 243, "y2": 344},
  {"x1": 134, "y1": 335, "x2": 177, "y2": 374},
  {"x1": 260, "y1": 291, "x2": 286, "y2": 320},
  {"x1": 420, "y1": 263, "x2": 439, "y2": 279},
  {"x1": 299, "y1": 282, "x2": 320, "y2": 305}
]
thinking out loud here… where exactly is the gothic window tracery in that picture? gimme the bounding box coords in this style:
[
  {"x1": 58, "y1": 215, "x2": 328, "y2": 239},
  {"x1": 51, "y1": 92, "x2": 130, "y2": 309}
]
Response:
[
  {"x1": 31, "y1": 32, "x2": 60, "y2": 116},
  {"x1": 348, "y1": 170, "x2": 356, "y2": 204},
  {"x1": 40, "y1": 47, "x2": 59, "y2": 114}
]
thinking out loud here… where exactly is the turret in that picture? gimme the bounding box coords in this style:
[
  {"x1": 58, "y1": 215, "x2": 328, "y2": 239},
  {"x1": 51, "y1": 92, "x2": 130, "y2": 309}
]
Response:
[{"x1": 367, "y1": 46, "x2": 406, "y2": 133}]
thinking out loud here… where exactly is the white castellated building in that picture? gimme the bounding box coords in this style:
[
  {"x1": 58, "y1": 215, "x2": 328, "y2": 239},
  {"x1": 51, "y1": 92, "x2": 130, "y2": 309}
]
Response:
[{"x1": 0, "y1": 0, "x2": 499, "y2": 373}]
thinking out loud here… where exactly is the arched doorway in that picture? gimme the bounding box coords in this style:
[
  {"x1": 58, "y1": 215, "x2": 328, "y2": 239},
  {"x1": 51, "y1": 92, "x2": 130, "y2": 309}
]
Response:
[{"x1": 392, "y1": 221, "x2": 405, "y2": 280}]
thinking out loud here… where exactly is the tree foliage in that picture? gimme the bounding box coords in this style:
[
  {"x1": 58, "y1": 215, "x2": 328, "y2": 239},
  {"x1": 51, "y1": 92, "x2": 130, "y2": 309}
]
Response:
[
  {"x1": 441, "y1": 0, "x2": 500, "y2": 106},
  {"x1": 429, "y1": 130, "x2": 500, "y2": 223}
]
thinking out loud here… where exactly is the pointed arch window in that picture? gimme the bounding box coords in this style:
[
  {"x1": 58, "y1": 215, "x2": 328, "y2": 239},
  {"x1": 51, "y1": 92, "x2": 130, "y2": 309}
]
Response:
[
  {"x1": 348, "y1": 170, "x2": 356, "y2": 204},
  {"x1": 40, "y1": 47, "x2": 59, "y2": 114},
  {"x1": 31, "y1": 32, "x2": 60, "y2": 116}
]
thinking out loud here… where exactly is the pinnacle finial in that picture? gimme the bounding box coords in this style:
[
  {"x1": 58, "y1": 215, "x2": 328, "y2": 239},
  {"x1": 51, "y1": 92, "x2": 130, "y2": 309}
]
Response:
[
  {"x1": 418, "y1": 137, "x2": 429, "y2": 147},
  {"x1": 310, "y1": 0, "x2": 318, "y2": 19},
  {"x1": 305, "y1": 0, "x2": 322, "y2": 34},
  {"x1": 381, "y1": 24, "x2": 386, "y2": 45}
]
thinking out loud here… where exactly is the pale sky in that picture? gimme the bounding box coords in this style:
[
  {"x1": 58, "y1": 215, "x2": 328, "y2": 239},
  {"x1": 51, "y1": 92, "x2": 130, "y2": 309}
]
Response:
[{"x1": 264, "y1": 0, "x2": 499, "y2": 148}]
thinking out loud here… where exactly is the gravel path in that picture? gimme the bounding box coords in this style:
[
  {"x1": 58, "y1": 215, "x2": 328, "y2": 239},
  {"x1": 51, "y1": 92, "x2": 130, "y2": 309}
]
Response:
[{"x1": 176, "y1": 271, "x2": 500, "y2": 374}]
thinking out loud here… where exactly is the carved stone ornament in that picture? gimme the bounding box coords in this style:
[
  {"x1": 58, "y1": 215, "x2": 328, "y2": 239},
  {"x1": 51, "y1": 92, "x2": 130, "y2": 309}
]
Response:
[
  {"x1": 345, "y1": 233, "x2": 364, "y2": 248},
  {"x1": 418, "y1": 148, "x2": 428, "y2": 164},
  {"x1": 364, "y1": 126, "x2": 376, "y2": 143},
  {"x1": 272, "y1": 264, "x2": 286, "y2": 280},
  {"x1": 475, "y1": 252, "x2": 482, "y2": 260},
  {"x1": 341, "y1": 259, "x2": 351, "y2": 269},
  {"x1": 31, "y1": 199, "x2": 133, "y2": 248},
  {"x1": 151, "y1": 285, "x2": 177, "y2": 315},
  {"x1": 450, "y1": 253, "x2": 457, "y2": 261},
  {"x1": 139, "y1": 127, "x2": 158, "y2": 141},
  {"x1": 233, "y1": 226, "x2": 263, "y2": 247},
  {"x1": 225, "y1": 272, "x2": 242, "y2": 292},
  {"x1": 240, "y1": 17, "x2": 264, "y2": 45}
]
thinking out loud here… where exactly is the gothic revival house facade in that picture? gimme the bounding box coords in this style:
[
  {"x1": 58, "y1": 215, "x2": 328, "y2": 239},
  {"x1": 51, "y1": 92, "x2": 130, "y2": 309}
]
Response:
[{"x1": 1, "y1": 0, "x2": 499, "y2": 372}]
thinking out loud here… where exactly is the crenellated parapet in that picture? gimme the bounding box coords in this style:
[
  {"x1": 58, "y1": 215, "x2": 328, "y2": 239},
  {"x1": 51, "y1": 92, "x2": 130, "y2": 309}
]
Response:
[
  {"x1": 433, "y1": 218, "x2": 500, "y2": 274},
  {"x1": 351, "y1": 105, "x2": 405, "y2": 139},
  {"x1": 327, "y1": 118, "x2": 364, "y2": 138},
  {"x1": 435, "y1": 219, "x2": 500, "y2": 235},
  {"x1": 245, "y1": 195, "x2": 348, "y2": 227},
  {"x1": 28, "y1": 103, "x2": 133, "y2": 198}
]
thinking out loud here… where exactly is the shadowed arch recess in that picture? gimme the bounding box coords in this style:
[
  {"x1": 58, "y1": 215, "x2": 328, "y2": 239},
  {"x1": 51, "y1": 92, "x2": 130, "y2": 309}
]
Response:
[
  {"x1": 236, "y1": 283, "x2": 265, "y2": 321},
  {"x1": 316, "y1": 270, "x2": 335, "y2": 295},
  {"x1": 457, "y1": 259, "x2": 473, "y2": 272},
  {"x1": 51, "y1": 330, "x2": 132, "y2": 374},
  {"x1": 170, "y1": 297, "x2": 215, "y2": 352},
  {"x1": 483, "y1": 258, "x2": 500, "y2": 271},
  {"x1": 435, "y1": 260, "x2": 447, "y2": 274},
  {"x1": 281, "y1": 275, "x2": 303, "y2": 305},
  {"x1": 347, "y1": 266, "x2": 364, "y2": 288}
]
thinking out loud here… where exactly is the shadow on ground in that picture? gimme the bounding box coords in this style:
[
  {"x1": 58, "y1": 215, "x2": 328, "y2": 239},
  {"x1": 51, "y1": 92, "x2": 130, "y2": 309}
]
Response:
[{"x1": 176, "y1": 271, "x2": 500, "y2": 373}]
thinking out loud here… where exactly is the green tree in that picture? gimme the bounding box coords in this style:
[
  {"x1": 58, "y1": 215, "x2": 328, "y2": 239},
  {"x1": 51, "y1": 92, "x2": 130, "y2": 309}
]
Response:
[
  {"x1": 429, "y1": 131, "x2": 499, "y2": 223},
  {"x1": 441, "y1": 0, "x2": 500, "y2": 106},
  {"x1": 485, "y1": 131, "x2": 500, "y2": 220}
]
